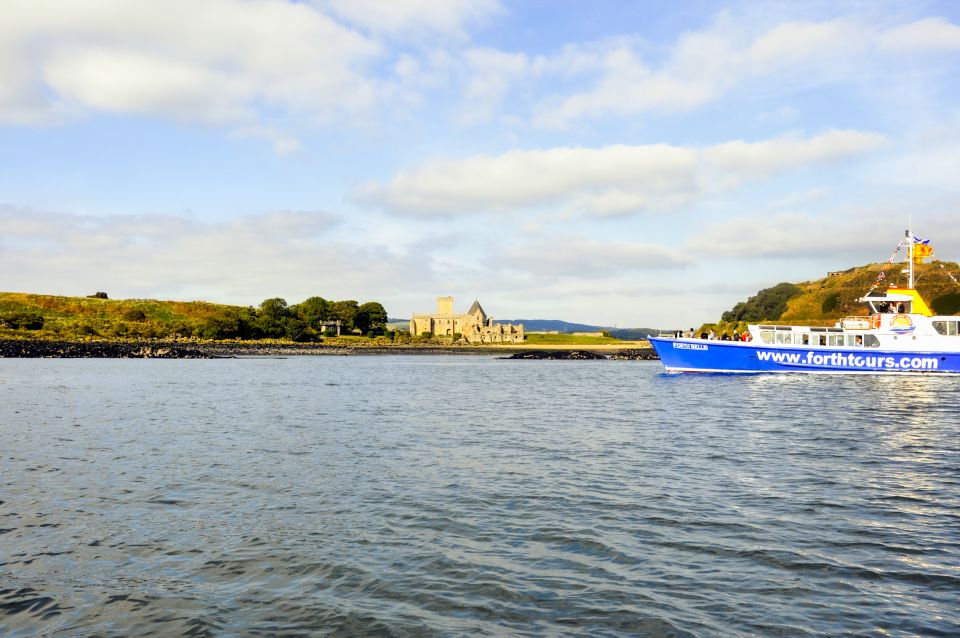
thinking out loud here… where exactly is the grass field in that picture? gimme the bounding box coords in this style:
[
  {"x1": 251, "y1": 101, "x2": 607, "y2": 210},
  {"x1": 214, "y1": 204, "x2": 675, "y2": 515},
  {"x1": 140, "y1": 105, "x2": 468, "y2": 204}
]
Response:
[{"x1": 522, "y1": 333, "x2": 621, "y2": 345}]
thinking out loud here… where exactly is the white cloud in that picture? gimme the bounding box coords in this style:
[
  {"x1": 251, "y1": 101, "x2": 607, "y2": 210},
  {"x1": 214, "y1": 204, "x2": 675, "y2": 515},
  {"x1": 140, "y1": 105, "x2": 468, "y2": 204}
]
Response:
[
  {"x1": 879, "y1": 17, "x2": 960, "y2": 51},
  {"x1": 0, "y1": 0, "x2": 383, "y2": 134},
  {"x1": 500, "y1": 237, "x2": 691, "y2": 277},
  {"x1": 526, "y1": 16, "x2": 960, "y2": 127},
  {"x1": 686, "y1": 208, "x2": 960, "y2": 261},
  {"x1": 319, "y1": 0, "x2": 502, "y2": 40},
  {"x1": 358, "y1": 130, "x2": 887, "y2": 218},
  {"x1": 0, "y1": 205, "x2": 436, "y2": 305}
]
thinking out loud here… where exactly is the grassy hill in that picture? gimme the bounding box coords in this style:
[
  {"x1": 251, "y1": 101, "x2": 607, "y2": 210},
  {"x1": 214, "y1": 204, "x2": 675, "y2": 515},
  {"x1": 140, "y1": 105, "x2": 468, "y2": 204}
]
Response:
[
  {"x1": 709, "y1": 260, "x2": 960, "y2": 334},
  {"x1": 0, "y1": 292, "x2": 247, "y2": 341}
]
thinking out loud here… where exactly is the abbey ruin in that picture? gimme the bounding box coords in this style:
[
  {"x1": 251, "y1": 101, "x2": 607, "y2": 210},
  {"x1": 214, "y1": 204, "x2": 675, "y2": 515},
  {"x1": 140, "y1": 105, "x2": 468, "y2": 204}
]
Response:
[{"x1": 410, "y1": 297, "x2": 524, "y2": 344}]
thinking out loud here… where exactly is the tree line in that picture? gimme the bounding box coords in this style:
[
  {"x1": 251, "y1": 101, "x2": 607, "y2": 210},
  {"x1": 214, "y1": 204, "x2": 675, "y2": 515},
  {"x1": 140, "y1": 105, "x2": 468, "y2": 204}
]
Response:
[
  {"x1": 198, "y1": 297, "x2": 388, "y2": 341},
  {"x1": 0, "y1": 295, "x2": 389, "y2": 342}
]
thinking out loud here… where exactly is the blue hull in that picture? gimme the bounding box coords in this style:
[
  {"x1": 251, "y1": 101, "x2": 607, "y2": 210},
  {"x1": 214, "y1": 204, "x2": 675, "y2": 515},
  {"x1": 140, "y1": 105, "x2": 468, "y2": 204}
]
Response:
[{"x1": 648, "y1": 337, "x2": 960, "y2": 374}]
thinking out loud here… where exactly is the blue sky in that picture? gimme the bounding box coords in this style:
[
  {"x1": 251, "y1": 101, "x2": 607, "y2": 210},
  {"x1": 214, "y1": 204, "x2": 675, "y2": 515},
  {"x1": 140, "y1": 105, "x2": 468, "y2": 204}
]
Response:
[{"x1": 3, "y1": 0, "x2": 960, "y2": 327}]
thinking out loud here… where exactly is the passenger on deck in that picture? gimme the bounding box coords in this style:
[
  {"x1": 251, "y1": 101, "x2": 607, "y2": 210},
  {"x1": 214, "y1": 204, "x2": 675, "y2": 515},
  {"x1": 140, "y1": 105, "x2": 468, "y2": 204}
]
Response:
[
  {"x1": 733, "y1": 330, "x2": 740, "y2": 341},
  {"x1": 896, "y1": 303, "x2": 905, "y2": 313},
  {"x1": 721, "y1": 333, "x2": 731, "y2": 341}
]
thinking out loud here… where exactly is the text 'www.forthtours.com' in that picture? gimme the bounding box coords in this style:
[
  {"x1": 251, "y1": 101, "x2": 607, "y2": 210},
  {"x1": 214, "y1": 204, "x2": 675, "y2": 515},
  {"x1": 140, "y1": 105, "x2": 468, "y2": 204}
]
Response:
[{"x1": 756, "y1": 350, "x2": 940, "y2": 370}]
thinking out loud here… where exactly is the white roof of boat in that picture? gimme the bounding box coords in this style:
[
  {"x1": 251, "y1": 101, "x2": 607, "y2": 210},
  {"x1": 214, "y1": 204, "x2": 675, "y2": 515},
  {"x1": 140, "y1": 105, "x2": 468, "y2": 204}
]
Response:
[{"x1": 859, "y1": 293, "x2": 913, "y2": 302}]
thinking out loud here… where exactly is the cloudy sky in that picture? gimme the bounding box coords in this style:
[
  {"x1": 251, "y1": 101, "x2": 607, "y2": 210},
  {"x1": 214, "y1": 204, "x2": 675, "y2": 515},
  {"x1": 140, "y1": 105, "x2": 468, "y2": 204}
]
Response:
[{"x1": 3, "y1": 0, "x2": 960, "y2": 327}]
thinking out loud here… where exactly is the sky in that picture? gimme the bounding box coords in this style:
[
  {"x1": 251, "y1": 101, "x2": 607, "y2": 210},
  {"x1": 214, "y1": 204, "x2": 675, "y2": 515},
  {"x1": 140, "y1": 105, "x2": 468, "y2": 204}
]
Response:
[{"x1": 3, "y1": 0, "x2": 960, "y2": 328}]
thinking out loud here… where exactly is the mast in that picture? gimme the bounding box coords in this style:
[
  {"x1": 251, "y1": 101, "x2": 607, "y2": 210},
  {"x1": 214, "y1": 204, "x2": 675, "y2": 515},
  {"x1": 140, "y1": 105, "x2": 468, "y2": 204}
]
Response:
[{"x1": 907, "y1": 219, "x2": 914, "y2": 289}]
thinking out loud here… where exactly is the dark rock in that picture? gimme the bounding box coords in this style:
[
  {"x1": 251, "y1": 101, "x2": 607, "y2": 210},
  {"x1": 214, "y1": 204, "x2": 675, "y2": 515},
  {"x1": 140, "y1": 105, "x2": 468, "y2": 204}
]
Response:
[
  {"x1": 609, "y1": 349, "x2": 660, "y2": 360},
  {"x1": 503, "y1": 350, "x2": 607, "y2": 360}
]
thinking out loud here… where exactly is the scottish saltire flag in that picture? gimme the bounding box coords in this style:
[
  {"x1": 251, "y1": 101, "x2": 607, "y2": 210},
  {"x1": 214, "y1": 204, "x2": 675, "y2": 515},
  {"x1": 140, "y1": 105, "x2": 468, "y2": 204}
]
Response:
[{"x1": 913, "y1": 235, "x2": 930, "y2": 245}]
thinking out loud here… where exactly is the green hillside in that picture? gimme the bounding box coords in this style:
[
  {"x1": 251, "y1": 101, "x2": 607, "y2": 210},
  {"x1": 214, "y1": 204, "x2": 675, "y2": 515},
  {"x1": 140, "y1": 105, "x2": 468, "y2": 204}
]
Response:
[
  {"x1": 711, "y1": 260, "x2": 960, "y2": 334},
  {"x1": 0, "y1": 292, "x2": 388, "y2": 342}
]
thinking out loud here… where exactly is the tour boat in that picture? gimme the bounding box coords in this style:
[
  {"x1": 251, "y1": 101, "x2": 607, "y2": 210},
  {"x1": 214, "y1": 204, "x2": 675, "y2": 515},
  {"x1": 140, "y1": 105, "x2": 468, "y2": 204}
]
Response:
[{"x1": 648, "y1": 231, "x2": 960, "y2": 374}]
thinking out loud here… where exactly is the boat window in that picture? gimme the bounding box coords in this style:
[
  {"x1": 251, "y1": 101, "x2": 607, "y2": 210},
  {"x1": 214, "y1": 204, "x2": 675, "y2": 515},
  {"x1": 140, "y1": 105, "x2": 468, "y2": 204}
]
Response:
[
  {"x1": 828, "y1": 335, "x2": 844, "y2": 346},
  {"x1": 933, "y1": 320, "x2": 960, "y2": 336},
  {"x1": 863, "y1": 335, "x2": 880, "y2": 348},
  {"x1": 760, "y1": 330, "x2": 774, "y2": 344},
  {"x1": 846, "y1": 335, "x2": 865, "y2": 347},
  {"x1": 801, "y1": 334, "x2": 810, "y2": 345},
  {"x1": 818, "y1": 335, "x2": 827, "y2": 346}
]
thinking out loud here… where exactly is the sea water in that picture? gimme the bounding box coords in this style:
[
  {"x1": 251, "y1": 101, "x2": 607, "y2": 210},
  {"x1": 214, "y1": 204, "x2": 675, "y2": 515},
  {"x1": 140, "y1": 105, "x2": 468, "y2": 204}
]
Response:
[{"x1": 1, "y1": 356, "x2": 958, "y2": 636}]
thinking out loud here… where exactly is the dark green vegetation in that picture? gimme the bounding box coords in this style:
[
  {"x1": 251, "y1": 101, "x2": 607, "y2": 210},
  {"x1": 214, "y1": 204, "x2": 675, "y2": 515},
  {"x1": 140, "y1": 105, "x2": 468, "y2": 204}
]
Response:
[
  {"x1": 0, "y1": 292, "x2": 389, "y2": 342},
  {"x1": 709, "y1": 260, "x2": 960, "y2": 334},
  {"x1": 720, "y1": 282, "x2": 802, "y2": 323}
]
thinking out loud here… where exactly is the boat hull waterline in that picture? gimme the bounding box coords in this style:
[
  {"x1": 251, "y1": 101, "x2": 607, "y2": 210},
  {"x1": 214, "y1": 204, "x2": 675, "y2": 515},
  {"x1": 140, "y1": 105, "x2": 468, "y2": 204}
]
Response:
[{"x1": 648, "y1": 337, "x2": 960, "y2": 374}]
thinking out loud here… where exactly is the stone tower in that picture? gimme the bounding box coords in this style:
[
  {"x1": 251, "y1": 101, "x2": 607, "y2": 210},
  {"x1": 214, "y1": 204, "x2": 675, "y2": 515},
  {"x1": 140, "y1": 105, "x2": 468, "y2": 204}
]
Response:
[{"x1": 436, "y1": 296, "x2": 454, "y2": 315}]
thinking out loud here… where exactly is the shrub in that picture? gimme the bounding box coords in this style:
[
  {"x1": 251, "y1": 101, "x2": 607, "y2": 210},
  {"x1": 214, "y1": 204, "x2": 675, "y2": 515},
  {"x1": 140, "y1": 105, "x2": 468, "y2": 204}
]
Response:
[
  {"x1": 0, "y1": 311, "x2": 45, "y2": 330},
  {"x1": 931, "y1": 293, "x2": 960, "y2": 315},
  {"x1": 821, "y1": 292, "x2": 841, "y2": 314},
  {"x1": 88, "y1": 292, "x2": 109, "y2": 299},
  {"x1": 122, "y1": 308, "x2": 147, "y2": 322}
]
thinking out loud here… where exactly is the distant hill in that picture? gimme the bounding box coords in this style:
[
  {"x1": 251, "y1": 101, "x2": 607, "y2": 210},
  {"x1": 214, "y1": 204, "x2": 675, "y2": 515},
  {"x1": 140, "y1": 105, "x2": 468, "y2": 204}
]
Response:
[
  {"x1": 503, "y1": 320, "x2": 659, "y2": 339},
  {"x1": 501, "y1": 319, "x2": 607, "y2": 332},
  {"x1": 713, "y1": 260, "x2": 960, "y2": 330}
]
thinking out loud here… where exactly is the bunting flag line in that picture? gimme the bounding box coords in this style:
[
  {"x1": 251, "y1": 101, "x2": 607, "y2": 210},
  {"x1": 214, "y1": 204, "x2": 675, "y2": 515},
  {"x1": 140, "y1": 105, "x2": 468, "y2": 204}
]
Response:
[{"x1": 940, "y1": 262, "x2": 960, "y2": 287}]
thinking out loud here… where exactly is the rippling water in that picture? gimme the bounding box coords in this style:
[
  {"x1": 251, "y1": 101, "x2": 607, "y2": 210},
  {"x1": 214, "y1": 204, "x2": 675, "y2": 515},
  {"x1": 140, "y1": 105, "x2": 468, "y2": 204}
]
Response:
[{"x1": 2, "y1": 356, "x2": 959, "y2": 637}]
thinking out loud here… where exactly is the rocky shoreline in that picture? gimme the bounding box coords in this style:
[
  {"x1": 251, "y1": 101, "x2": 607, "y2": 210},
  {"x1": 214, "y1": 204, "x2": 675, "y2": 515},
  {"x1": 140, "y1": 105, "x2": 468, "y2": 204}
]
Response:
[
  {"x1": 503, "y1": 349, "x2": 659, "y2": 360},
  {"x1": 0, "y1": 340, "x2": 214, "y2": 358},
  {"x1": 0, "y1": 339, "x2": 659, "y2": 360}
]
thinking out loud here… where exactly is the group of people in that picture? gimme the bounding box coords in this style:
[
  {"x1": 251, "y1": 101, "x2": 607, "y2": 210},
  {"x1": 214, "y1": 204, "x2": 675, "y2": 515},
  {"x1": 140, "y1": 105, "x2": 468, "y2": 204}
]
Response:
[
  {"x1": 878, "y1": 302, "x2": 907, "y2": 314},
  {"x1": 672, "y1": 328, "x2": 752, "y2": 342}
]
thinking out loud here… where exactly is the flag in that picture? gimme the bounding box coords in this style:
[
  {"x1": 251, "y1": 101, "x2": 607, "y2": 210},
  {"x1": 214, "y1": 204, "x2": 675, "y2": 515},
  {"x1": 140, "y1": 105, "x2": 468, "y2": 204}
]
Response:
[
  {"x1": 913, "y1": 235, "x2": 930, "y2": 245},
  {"x1": 913, "y1": 241, "x2": 934, "y2": 263}
]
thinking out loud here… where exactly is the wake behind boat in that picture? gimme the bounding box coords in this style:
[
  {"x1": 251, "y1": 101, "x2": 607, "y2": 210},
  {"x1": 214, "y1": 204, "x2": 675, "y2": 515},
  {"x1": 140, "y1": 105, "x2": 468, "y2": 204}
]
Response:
[{"x1": 649, "y1": 230, "x2": 960, "y2": 374}]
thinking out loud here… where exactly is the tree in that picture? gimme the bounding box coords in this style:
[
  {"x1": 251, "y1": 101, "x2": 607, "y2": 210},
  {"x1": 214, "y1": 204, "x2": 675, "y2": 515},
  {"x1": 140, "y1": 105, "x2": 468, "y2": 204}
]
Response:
[
  {"x1": 354, "y1": 302, "x2": 388, "y2": 335},
  {"x1": 329, "y1": 300, "x2": 359, "y2": 331},
  {"x1": 284, "y1": 318, "x2": 309, "y2": 342},
  {"x1": 259, "y1": 298, "x2": 290, "y2": 320},
  {"x1": 292, "y1": 296, "x2": 331, "y2": 330},
  {"x1": 256, "y1": 298, "x2": 291, "y2": 338}
]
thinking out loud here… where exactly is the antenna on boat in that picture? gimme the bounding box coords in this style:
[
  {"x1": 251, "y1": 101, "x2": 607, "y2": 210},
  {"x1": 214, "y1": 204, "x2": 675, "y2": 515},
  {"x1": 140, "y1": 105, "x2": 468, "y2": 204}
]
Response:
[{"x1": 906, "y1": 214, "x2": 914, "y2": 289}]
